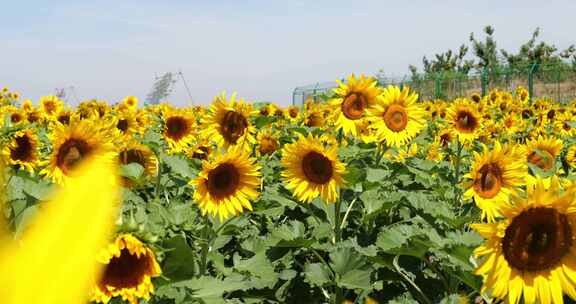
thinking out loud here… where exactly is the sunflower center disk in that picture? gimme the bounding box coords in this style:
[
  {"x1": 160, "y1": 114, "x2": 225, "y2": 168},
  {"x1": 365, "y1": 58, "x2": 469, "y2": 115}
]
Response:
[
  {"x1": 207, "y1": 163, "x2": 241, "y2": 199},
  {"x1": 221, "y1": 110, "x2": 248, "y2": 144},
  {"x1": 117, "y1": 119, "x2": 129, "y2": 132},
  {"x1": 166, "y1": 117, "x2": 189, "y2": 141},
  {"x1": 100, "y1": 248, "x2": 150, "y2": 289},
  {"x1": 455, "y1": 111, "x2": 477, "y2": 133},
  {"x1": 383, "y1": 104, "x2": 408, "y2": 132},
  {"x1": 10, "y1": 135, "x2": 34, "y2": 162},
  {"x1": 11, "y1": 113, "x2": 22, "y2": 123},
  {"x1": 120, "y1": 149, "x2": 146, "y2": 167},
  {"x1": 341, "y1": 93, "x2": 367, "y2": 120},
  {"x1": 474, "y1": 163, "x2": 502, "y2": 199},
  {"x1": 301, "y1": 151, "x2": 333, "y2": 184},
  {"x1": 527, "y1": 150, "x2": 555, "y2": 171},
  {"x1": 259, "y1": 137, "x2": 279, "y2": 155},
  {"x1": 502, "y1": 207, "x2": 572, "y2": 272},
  {"x1": 56, "y1": 138, "x2": 92, "y2": 174}
]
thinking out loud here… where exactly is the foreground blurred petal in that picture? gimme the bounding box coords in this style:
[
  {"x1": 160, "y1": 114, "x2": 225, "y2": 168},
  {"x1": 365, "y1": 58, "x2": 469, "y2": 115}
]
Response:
[{"x1": 0, "y1": 152, "x2": 120, "y2": 304}]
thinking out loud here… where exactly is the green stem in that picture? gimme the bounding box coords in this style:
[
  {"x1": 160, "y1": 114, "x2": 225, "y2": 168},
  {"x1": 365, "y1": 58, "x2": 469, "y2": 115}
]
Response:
[
  {"x1": 199, "y1": 216, "x2": 211, "y2": 276},
  {"x1": 154, "y1": 158, "x2": 162, "y2": 201},
  {"x1": 333, "y1": 199, "x2": 343, "y2": 304},
  {"x1": 453, "y1": 140, "x2": 463, "y2": 205}
]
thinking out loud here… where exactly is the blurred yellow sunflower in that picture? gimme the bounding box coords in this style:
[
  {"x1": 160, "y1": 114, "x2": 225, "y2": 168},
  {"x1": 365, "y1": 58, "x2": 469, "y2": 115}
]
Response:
[
  {"x1": 516, "y1": 86, "x2": 530, "y2": 104},
  {"x1": 2, "y1": 129, "x2": 39, "y2": 173},
  {"x1": 38, "y1": 95, "x2": 63, "y2": 119},
  {"x1": 162, "y1": 108, "x2": 196, "y2": 153},
  {"x1": 92, "y1": 234, "x2": 161, "y2": 304},
  {"x1": 369, "y1": 85, "x2": 426, "y2": 147},
  {"x1": 284, "y1": 105, "x2": 300, "y2": 124},
  {"x1": 554, "y1": 112, "x2": 575, "y2": 137},
  {"x1": 257, "y1": 129, "x2": 280, "y2": 156},
  {"x1": 201, "y1": 92, "x2": 256, "y2": 151},
  {"x1": 120, "y1": 96, "x2": 139, "y2": 111},
  {"x1": 281, "y1": 134, "x2": 345, "y2": 204},
  {"x1": 472, "y1": 177, "x2": 576, "y2": 304},
  {"x1": 41, "y1": 119, "x2": 113, "y2": 184},
  {"x1": 2, "y1": 106, "x2": 26, "y2": 125},
  {"x1": 111, "y1": 110, "x2": 144, "y2": 141},
  {"x1": 526, "y1": 136, "x2": 563, "y2": 172},
  {"x1": 567, "y1": 145, "x2": 576, "y2": 169},
  {"x1": 330, "y1": 74, "x2": 382, "y2": 136},
  {"x1": 446, "y1": 99, "x2": 482, "y2": 142},
  {"x1": 186, "y1": 139, "x2": 213, "y2": 161},
  {"x1": 463, "y1": 142, "x2": 526, "y2": 222},
  {"x1": 190, "y1": 146, "x2": 261, "y2": 221}
]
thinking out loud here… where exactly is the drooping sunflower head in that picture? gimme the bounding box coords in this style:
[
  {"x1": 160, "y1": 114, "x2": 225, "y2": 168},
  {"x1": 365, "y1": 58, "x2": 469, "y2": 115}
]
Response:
[
  {"x1": 92, "y1": 234, "x2": 161, "y2": 304},
  {"x1": 257, "y1": 129, "x2": 280, "y2": 156},
  {"x1": 446, "y1": 99, "x2": 482, "y2": 142},
  {"x1": 470, "y1": 92, "x2": 482, "y2": 104},
  {"x1": 526, "y1": 136, "x2": 563, "y2": 172},
  {"x1": 330, "y1": 74, "x2": 382, "y2": 136},
  {"x1": 41, "y1": 119, "x2": 114, "y2": 184},
  {"x1": 463, "y1": 142, "x2": 527, "y2": 222},
  {"x1": 281, "y1": 134, "x2": 346, "y2": 204},
  {"x1": 472, "y1": 177, "x2": 576, "y2": 304},
  {"x1": 162, "y1": 108, "x2": 196, "y2": 153},
  {"x1": 117, "y1": 142, "x2": 158, "y2": 187},
  {"x1": 201, "y1": 92, "x2": 256, "y2": 151},
  {"x1": 2, "y1": 129, "x2": 39, "y2": 173},
  {"x1": 39, "y1": 95, "x2": 64, "y2": 118},
  {"x1": 369, "y1": 85, "x2": 426, "y2": 147},
  {"x1": 190, "y1": 146, "x2": 261, "y2": 221},
  {"x1": 186, "y1": 140, "x2": 213, "y2": 161}
]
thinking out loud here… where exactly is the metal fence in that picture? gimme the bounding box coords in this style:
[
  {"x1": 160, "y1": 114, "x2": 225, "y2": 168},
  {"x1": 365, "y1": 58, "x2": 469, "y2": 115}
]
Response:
[{"x1": 292, "y1": 63, "x2": 576, "y2": 105}]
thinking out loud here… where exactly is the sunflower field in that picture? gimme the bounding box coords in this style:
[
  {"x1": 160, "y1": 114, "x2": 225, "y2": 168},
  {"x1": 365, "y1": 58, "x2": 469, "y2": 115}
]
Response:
[{"x1": 1, "y1": 74, "x2": 576, "y2": 304}]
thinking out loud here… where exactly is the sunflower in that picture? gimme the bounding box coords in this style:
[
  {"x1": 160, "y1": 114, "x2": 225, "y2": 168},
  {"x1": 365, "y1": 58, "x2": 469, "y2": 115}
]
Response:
[
  {"x1": 111, "y1": 109, "x2": 145, "y2": 141},
  {"x1": 463, "y1": 142, "x2": 526, "y2": 222},
  {"x1": 446, "y1": 99, "x2": 482, "y2": 142},
  {"x1": 516, "y1": 86, "x2": 530, "y2": 104},
  {"x1": 201, "y1": 92, "x2": 256, "y2": 151},
  {"x1": 38, "y1": 95, "x2": 63, "y2": 119},
  {"x1": 2, "y1": 129, "x2": 39, "y2": 173},
  {"x1": 369, "y1": 85, "x2": 426, "y2": 147},
  {"x1": 472, "y1": 177, "x2": 576, "y2": 304},
  {"x1": 41, "y1": 119, "x2": 113, "y2": 184},
  {"x1": 120, "y1": 96, "x2": 139, "y2": 111},
  {"x1": 186, "y1": 140, "x2": 213, "y2": 161},
  {"x1": 257, "y1": 129, "x2": 280, "y2": 156},
  {"x1": 281, "y1": 134, "x2": 345, "y2": 204},
  {"x1": 284, "y1": 105, "x2": 300, "y2": 124},
  {"x1": 162, "y1": 108, "x2": 196, "y2": 153},
  {"x1": 330, "y1": 74, "x2": 382, "y2": 136},
  {"x1": 91, "y1": 234, "x2": 161, "y2": 304},
  {"x1": 567, "y1": 145, "x2": 576, "y2": 169},
  {"x1": 118, "y1": 142, "x2": 158, "y2": 187},
  {"x1": 20, "y1": 99, "x2": 34, "y2": 112},
  {"x1": 303, "y1": 108, "x2": 326, "y2": 128},
  {"x1": 470, "y1": 92, "x2": 482, "y2": 103},
  {"x1": 2, "y1": 106, "x2": 26, "y2": 125},
  {"x1": 554, "y1": 112, "x2": 576, "y2": 137},
  {"x1": 190, "y1": 146, "x2": 261, "y2": 221},
  {"x1": 527, "y1": 136, "x2": 563, "y2": 172}
]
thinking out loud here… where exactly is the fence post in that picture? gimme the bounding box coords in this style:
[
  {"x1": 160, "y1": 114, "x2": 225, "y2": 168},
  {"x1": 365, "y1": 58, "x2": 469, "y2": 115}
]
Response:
[
  {"x1": 481, "y1": 67, "x2": 488, "y2": 96},
  {"x1": 292, "y1": 89, "x2": 297, "y2": 106},
  {"x1": 434, "y1": 73, "x2": 442, "y2": 99},
  {"x1": 528, "y1": 63, "x2": 539, "y2": 103},
  {"x1": 555, "y1": 65, "x2": 561, "y2": 102}
]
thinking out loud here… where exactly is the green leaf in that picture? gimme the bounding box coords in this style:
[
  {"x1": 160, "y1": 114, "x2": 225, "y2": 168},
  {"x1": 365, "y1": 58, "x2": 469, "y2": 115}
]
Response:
[
  {"x1": 303, "y1": 263, "x2": 332, "y2": 287},
  {"x1": 329, "y1": 247, "x2": 367, "y2": 276},
  {"x1": 366, "y1": 168, "x2": 389, "y2": 183},
  {"x1": 376, "y1": 225, "x2": 414, "y2": 252},
  {"x1": 339, "y1": 269, "x2": 371, "y2": 290},
  {"x1": 255, "y1": 116, "x2": 275, "y2": 128},
  {"x1": 163, "y1": 154, "x2": 195, "y2": 178},
  {"x1": 162, "y1": 235, "x2": 196, "y2": 282},
  {"x1": 120, "y1": 163, "x2": 144, "y2": 181}
]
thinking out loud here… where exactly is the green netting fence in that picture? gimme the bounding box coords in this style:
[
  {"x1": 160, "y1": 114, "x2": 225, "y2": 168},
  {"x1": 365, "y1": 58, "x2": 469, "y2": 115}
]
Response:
[{"x1": 292, "y1": 63, "x2": 576, "y2": 105}]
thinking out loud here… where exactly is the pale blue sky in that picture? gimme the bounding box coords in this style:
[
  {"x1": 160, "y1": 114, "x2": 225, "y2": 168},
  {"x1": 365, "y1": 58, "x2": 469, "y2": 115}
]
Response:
[{"x1": 2, "y1": 0, "x2": 575, "y2": 106}]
